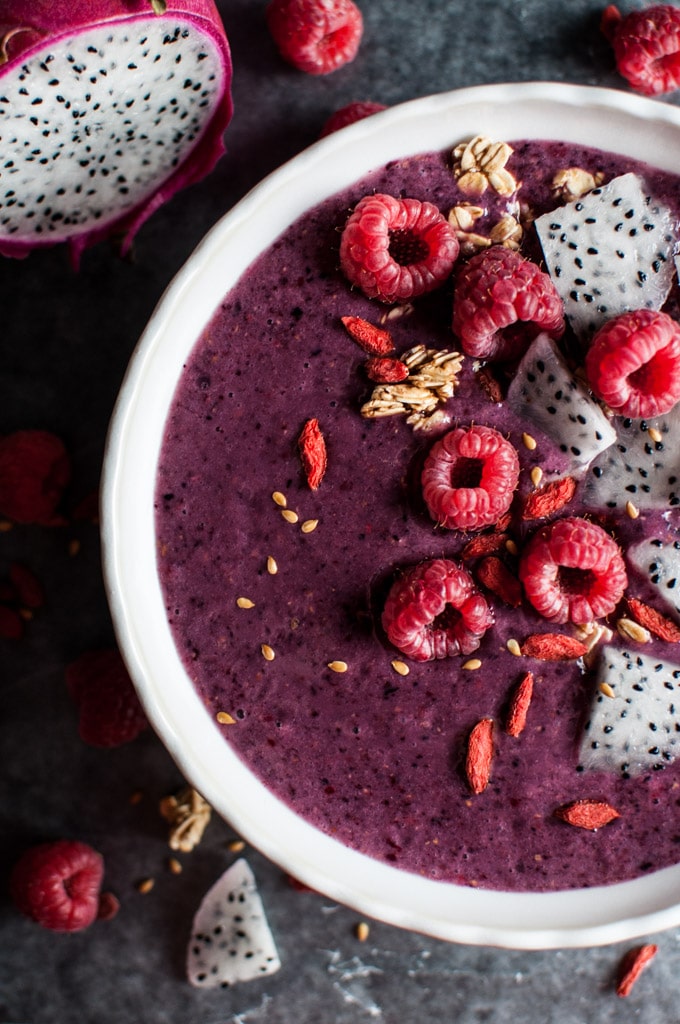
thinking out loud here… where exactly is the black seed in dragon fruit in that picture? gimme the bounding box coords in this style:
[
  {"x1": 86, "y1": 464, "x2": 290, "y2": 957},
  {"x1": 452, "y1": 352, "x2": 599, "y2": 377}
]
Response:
[
  {"x1": 0, "y1": 0, "x2": 233, "y2": 265},
  {"x1": 506, "y1": 332, "x2": 616, "y2": 477},
  {"x1": 186, "y1": 858, "x2": 281, "y2": 988},
  {"x1": 535, "y1": 172, "x2": 677, "y2": 339},
  {"x1": 582, "y1": 403, "x2": 680, "y2": 510},
  {"x1": 628, "y1": 533, "x2": 680, "y2": 622},
  {"x1": 580, "y1": 645, "x2": 680, "y2": 776}
]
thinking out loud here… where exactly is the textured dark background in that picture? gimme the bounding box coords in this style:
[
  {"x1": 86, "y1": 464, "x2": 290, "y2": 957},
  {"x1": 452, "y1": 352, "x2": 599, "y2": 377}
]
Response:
[{"x1": 3, "y1": 2, "x2": 680, "y2": 1022}]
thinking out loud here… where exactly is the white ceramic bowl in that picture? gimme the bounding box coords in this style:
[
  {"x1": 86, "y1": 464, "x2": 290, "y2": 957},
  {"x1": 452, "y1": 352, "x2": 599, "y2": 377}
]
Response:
[{"x1": 102, "y1": 82, "x2": 680, "y2": 950}]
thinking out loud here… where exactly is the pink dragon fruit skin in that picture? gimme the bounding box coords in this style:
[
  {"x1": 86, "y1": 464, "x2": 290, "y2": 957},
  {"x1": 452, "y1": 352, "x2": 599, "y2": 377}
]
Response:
[{"x1": 0, "y1": 0, "x2": 233, "y2": 265}]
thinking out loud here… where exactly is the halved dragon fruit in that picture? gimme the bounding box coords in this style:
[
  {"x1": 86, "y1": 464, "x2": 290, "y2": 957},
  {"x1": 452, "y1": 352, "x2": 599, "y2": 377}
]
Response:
[
  {"x1": 186, "y1": 858, "x2": 281, "y2": 988},
  {"x1": 506, "y1": 332, "x2": 616, "y2": 477},
  {"x1": 582, "y1": 402, "x2": 680, "y2": 510},
  {"x1": 535, "y1": 172, "x2": 677, "y2": 339},
  {"x1": 628, "y1": 533, "x2": 680, "y2": 622},
  {"x1": 579, "y1": 645, "x2": 680, "y2": 775},
  {"x1": 0, "y1": 0, "x2": 232, "y2": 264}
]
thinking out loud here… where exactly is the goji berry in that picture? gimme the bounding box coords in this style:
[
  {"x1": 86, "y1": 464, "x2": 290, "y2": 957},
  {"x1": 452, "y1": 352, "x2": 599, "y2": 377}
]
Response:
[
  {"x1": 554, "y1": 798, "x2": 620, "y2": 830},
  {"x1": 522, "y1": 475, "x2": 576, "y2": 520},
  {"x1": 628, "y1": 597, "x2": 680, "y2": 643},
  {"x1": 298, "y1": 417, "x2": 327, "y2": 490},
  {"x1": 476, "y1": 556, "x2": 522, "y2": 607},
  {"x1": 476, "y1": 365, "x2": 504, "y2": 403},
  {"x1": 461, "y1": 532, "x2": 509, "y2": 560},
  {"x1": 506, "y1": 672, "x2": 534, "y2": 737},
  {"x1": 341, "y1": 315, "x2": 395, "y2": 356},
  {"x1": 520, "y1": 633, "x2": 588, "y2": 660},
  {"x1": 364, "y1": 356, "x2": 409, "y2": 383},
  {"x1": 616, "y1": 943, "x2": 658, "y2": 998},
  {"x1": 465, "y1": 717, "x2": 494, "y2": 795}
]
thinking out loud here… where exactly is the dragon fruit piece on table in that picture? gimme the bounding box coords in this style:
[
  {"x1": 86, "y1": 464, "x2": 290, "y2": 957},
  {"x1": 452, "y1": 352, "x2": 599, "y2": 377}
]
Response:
[
  {"x1": 186, "y1": 858, "x2": 281, "y2": 988},
  {"x1": 534, "y1": 172, "x2": 677, "y2": 340},
  {"x1": 579, "y1": 645, "x2": 680, "y2": 776},
  {"x1": 582, "y1": 401, "x2": 680, "y2": 510},
  {"x1": 0, "y1": 0, "x2": 233, "y2": 265},
  {"x1": 628, "y1": 533, "x2": 680, "y2": 622},
  {"x1": 506, "y1": 332, "x2": 616, "y2": 478}
]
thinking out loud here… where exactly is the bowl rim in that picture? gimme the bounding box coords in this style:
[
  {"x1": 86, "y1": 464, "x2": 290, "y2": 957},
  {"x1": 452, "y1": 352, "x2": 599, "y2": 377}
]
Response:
[{"x1": 102, "y1": 80, "x2": 680, "y2": 950}]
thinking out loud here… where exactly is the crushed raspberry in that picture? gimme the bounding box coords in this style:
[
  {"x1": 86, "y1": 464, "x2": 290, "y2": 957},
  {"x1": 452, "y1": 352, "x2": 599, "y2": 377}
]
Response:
[
  {"x1": 66, "y1": 649, "x2": 149, "y2": 748},
  {"x1": 382, "y1": 558, "x2": 493, "y2": 661},
  {"x1": 0, "y1": 430, "x2": 71, "y2": 524},
  {"x1": 320, "y1": 100, "x2": 387, "y2": 136},
  {"x1": 339, "y1": 193, "x2": 459, "y2": 303},
  {"x1": 10, "y1": 839, "x2": 104, "y2": 932},
  {"x1": 519, "y1": 516, "x2": 628, "y2": 624},
  {"x1": 266, "y1": 0, "x2": 363, "y2": 75},
  {"x1": 421, "y1": 424, "x2": 520, "y2": 532},
  {"x1": 585, "y1": 308, "x2": 680, "y2": 418},
  {"x1": 602, "y1": 4, "x2": 680, "y2": 96},
  {"x1": 452, "y1": 246, "x2": 565, "y2": 361}
]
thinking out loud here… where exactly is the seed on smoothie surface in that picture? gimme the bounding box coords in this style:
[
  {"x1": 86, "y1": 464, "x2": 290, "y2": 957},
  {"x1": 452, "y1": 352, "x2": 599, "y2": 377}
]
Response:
[
  {"x1": 301, "y1": 518, "x2": 319, "y2": 533},
  {"x1": 236, "y1": 596, "x2": 255, "y2": 609},
  {"x1": 261, "y1": 644, "x2": 275, "y2": 662},
  {"x1": 266, "y1": 556, "x2": 278, "y2": 575},
  {"x1": 272, "y1": 491, "x2": 287, "y2": 507},
  {"x1": 281, "y1": 508, "x2": 299, "y2": 524}
]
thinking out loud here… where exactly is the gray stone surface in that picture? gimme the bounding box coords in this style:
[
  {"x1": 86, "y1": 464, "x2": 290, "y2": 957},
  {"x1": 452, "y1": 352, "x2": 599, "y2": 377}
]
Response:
[{"x1": 2, "y1": 1, "x2": 680, "y2": 1021}]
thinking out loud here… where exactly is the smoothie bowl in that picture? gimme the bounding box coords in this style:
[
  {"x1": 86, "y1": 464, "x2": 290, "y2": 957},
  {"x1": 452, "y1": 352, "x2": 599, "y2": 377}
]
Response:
[{"x1": 102, "y1": 82, "x2": 680, "y2": 949}]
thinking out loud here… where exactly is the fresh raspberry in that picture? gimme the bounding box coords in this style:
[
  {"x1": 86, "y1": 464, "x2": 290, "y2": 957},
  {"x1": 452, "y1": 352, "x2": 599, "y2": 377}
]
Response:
[
  {"x1": 519, "y1": 517, "x2": 628, "y2": 624},
  {"x1": 339, "y1": 193, "x2": 459, "y2": 303},
  {"x1": 10, "y1": 840, "x2": 104, "y2": 932},
  {"x1": 320, "y1": 100, "x2": 386, "y2": 137},
  {"x1": 66, "y1": 649, "x2": 148, "y2": 748},
  {"x1": 266, "y1": 0, "x2": 363, "y2": 75},
  {"x1": 0, "y1": 430, "x2": 71, "y2": 524},
  {"x1": 585, "y1": 308, "x2": 680, "y2": 418},
  {"x1": 382, "y1": 558, "x2": 494, "y2": 661},
  {"x1": 452, "y1": 246, "x2": 565, "y2": 362},
  {"x1": 602, "y1": 4, "x2": 680, "y2": 96},
  {"x1": 421, "y1": 424, "x2": 520, "y2": 532}
]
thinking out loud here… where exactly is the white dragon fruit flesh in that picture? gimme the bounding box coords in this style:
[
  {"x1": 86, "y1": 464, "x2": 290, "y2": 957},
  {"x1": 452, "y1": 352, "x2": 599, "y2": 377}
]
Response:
[
  {"x1": 582, "y1": 402, "x2": 680, "y2": 510},
  {"x1": 506, "y1": 332, "x2": 616, "y2": 477},
  {"x1": 187, "y1": 858, "x2": 281, "y2": 988},
  {"x1": 628, "y1": 533, "x2": 680, "y2": 622},
  {"x1": 535, "y1": 172, "x2": 677, "y2": 339},
  {"x1": 0, "y1": 0, "x2": 232, "y2": 264},
  {"x1": 580, "y1": 645, "x2": 680, "y2": 776}
]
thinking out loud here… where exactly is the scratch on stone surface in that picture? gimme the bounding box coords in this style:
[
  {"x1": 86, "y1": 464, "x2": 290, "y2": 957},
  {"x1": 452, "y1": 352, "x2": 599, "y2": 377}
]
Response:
[
  {"x1": 206, "y1": 992, "x2": 273, "y2": 1024},
  {"x1": 324, "y1": 950, "x2": 385, "y2": 1019}
]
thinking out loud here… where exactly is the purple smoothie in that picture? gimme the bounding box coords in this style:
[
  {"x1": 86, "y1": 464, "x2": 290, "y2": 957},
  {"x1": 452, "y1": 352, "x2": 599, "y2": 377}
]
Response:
[{"x1": 156, "y1": 139, "x2": 680, "y2": 892}]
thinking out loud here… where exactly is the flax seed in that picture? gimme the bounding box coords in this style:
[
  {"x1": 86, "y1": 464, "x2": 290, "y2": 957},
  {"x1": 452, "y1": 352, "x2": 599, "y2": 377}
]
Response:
[
  {"x1": 227, "y1": 839, "x2": 246, "y2": 853},
  {"x1": 355, "y1": 921, "x2": 370, "y2": 942},
  {"x1": 281, "y1": 508, "x2": 299, "y2": 524},
  {"x1": 506, "y1": 638, "x2": 521, "y2": 656},
  {"x1": 530, "y1": 466, "x2": 543, "y2": 488},
  {"x1": 216, "y1": 711, "x2": 236, "y2": 724},
  {"x1": 168, "y1": 857, "x2": 183, "y2": 875},
  {"x1": 267, "y1": 555, "x2": 278, "y2": 575},
  {"x1": 522, "y1": 432, "x2": 537, "y2": 451},
  {"x1": 391, "y1": 659, "x2": 410, "y2": 676},
  {"x1": 261, "y1": 644, "x2": 275, "y2": 662},
  {"x1": 236, "y1": 596, "x2": 255, "y2": 609},
  {"x1": 272, "y1": 491, "x2": 287, "y2": 507},
  {"x1": 599, "y1": 681, "x2": 616, "y2": 698},
  {"x1": 462, "y1": 658, "x2": 482, "y2": 670},
  {"x1": 301, "y1": 518, "x2": 319, "y2": 533},
  {"x1": 328, "y1": 660, "x2": 348, "y2": 673},
  {"x1": 505, "y1": 538, "x2": 518, "y2": 556},
  {"x1": 136, "y1": 877, "x2": 155, "y2": 894},
  {"x1": 625, "y1": 500, "x2": 639, "y2": 519}
]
